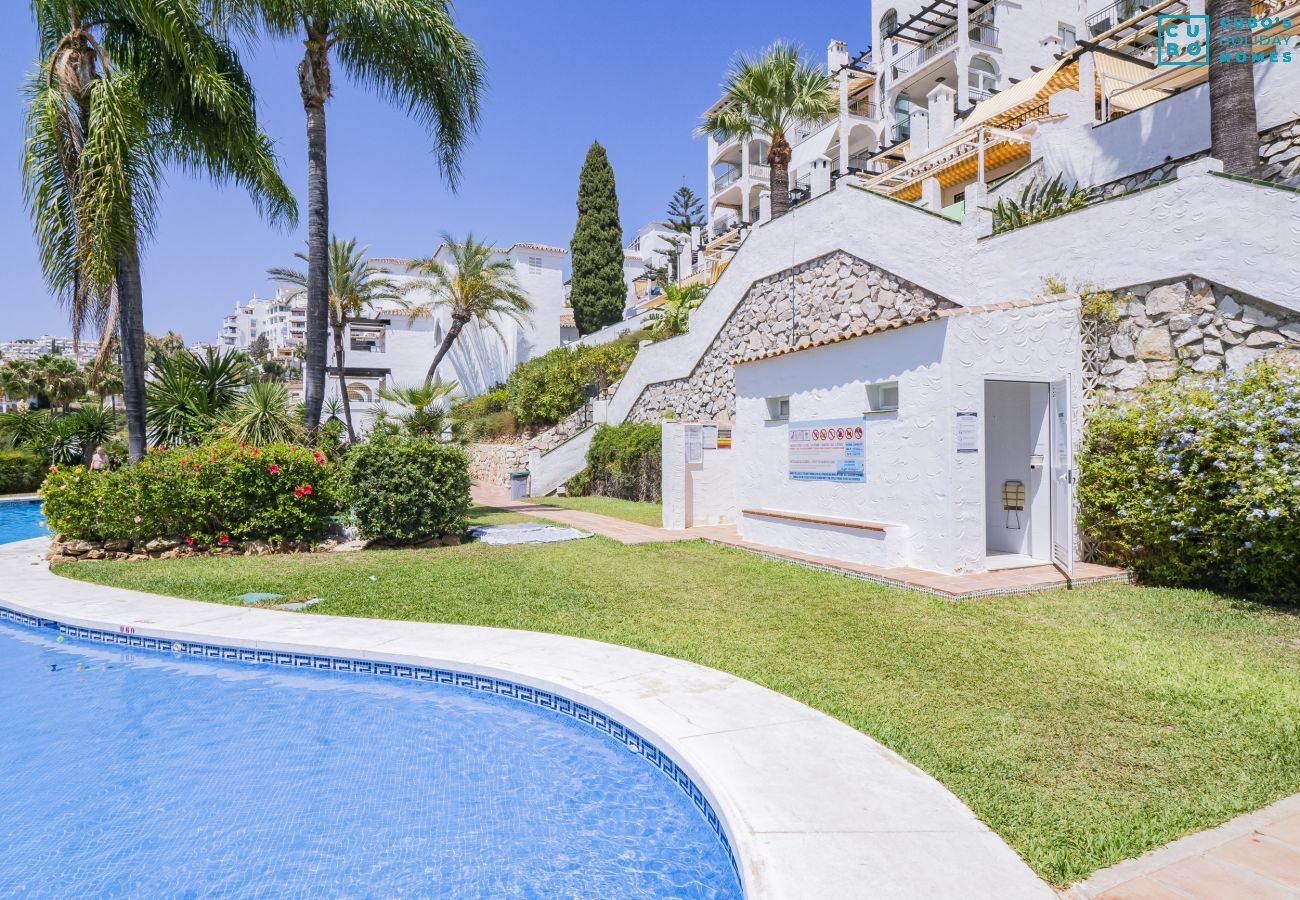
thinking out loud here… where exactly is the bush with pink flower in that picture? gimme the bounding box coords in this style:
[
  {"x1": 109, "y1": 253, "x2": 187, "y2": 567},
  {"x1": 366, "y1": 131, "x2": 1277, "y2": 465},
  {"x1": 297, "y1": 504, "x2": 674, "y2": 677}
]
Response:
[
  {"x1": 1080, "y1": 357, "x2": 1300, "y2": 600},
  {"x1": 41, "y1": 441, "x2": 338, "y2": 548}
]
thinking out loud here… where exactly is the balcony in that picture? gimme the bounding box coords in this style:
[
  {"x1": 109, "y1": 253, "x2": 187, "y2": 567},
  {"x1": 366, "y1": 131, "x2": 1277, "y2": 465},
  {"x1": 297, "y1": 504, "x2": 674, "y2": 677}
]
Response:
[
  {"x1": 712, "y1": 167, "x2": 742, "y2": 193},
  {"x1": 889, "y1": 120, "x2": 911, "y2": 145},
  {"x1": 970, "y1": 23, "x2": 998, "y2": 48},
  {"x1": 848, "y1": 96, "x2": 876, "y2": 118},
  {"x1": 891, "y1": 27, "x2": 958, "y2": 79},
  {"x1": 792, "y1": 116, "x2": 836, "y2": 146},
  {"x1": 749, "y1": 163, "x2": 770, "y2": 182},
  {"x1": 1087, "y1": 0, "x2": 1158, "y2": 36}
]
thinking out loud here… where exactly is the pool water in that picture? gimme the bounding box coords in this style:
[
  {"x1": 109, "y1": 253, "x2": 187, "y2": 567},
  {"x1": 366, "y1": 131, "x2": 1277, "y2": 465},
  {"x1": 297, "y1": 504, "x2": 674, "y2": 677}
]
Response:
[
  {"x1": 0, "y1": 620, "x2": 742, "y2": 897},
  {"x1": 0, "y1": 499, "x2": 48, "y2": 543}
]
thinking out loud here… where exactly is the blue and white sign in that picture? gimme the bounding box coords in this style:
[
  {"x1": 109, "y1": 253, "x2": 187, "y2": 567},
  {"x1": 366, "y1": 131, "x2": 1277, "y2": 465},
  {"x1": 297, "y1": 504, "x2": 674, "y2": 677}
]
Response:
[{"x1": 788, "y1": 418, "x2": 866, "y2": 483}]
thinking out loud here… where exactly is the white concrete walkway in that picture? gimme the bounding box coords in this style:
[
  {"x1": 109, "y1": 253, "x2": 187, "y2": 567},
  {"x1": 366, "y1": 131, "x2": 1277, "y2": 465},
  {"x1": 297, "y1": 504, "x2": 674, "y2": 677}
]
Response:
[{"x1": 0, "y1": 537, "x2": 1052, "y2": 899}]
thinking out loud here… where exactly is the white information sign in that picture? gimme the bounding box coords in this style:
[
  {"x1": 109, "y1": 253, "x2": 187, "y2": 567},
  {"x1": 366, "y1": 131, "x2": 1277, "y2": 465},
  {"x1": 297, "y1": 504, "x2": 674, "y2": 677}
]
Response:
[
  {"x1": 701, "y1": 424, "x2": 718, "y2": 450},
  {"x1": 685, "y1": 424, "x2": 703, "y2": 464},
  {"x1": 955, "y1": 411, "x2": 980, "y2": 454},
  {"x1": 788, "y1": 418, "x2": 866, "y2": 483}
]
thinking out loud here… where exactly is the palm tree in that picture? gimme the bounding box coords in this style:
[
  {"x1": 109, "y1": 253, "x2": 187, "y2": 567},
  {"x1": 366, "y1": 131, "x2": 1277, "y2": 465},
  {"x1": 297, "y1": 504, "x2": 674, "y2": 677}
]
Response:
[
  {"x1": 24, "y1": 1, "x2": 296, "y2": 461},
  {"x1": 240, "y1": 1, "x2": 485, "y2": 437},
  {"x1": 698, "y1": 42, "x2": 837, "y2": 219},
  {"x1": 1207, "y1": 1, "x2": 1261, "y2": 177},
  {"x1": 403, "y1": 233, "x2": 534, "y2": 388},
  {"x1": 377, "y1": 380, "x2": 461, "y2": 440},
  {"x1": 89, "y1": 361, "x2": 122, "y2": 412},
  {"x1": 33, "y1": 354, "x2": 85, "y2": 412},
  {"x1": 269, "y1": 237, "x2": 401, "y2": 441},
  {"x1": 645, "y1": 283, "x2": 708, "y2": 339}
]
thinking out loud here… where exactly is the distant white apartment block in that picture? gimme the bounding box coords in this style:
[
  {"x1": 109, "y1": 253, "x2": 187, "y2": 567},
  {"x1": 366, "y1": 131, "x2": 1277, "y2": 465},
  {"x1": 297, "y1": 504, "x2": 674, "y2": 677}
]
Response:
[
  {"x1": 218, "y1": 286, "x2": 306, "y2": 358},
  {"x1": 0, "y1": 336, "x2": 97, "y2": 364}
]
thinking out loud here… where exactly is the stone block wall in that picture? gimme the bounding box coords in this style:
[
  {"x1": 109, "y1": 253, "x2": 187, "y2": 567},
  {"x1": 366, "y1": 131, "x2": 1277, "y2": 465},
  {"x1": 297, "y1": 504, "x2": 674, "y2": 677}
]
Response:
[
  {"x1": 627, "y1": 251, "x2": 956, "y2": 422},
  {"x1": 1101, "y1": 118, "x2": 1300, "y2": 198},
  {"x1": 1088, "y1": 278, "x2": 1300, "y2": 400},
  {"x1": 466, "y1": 443, "x2": 527, "y2": 487}
]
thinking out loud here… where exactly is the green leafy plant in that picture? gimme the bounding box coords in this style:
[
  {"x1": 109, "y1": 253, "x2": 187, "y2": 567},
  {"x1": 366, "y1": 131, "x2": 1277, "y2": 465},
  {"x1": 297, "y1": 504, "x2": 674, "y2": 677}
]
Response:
[
  {"x1": 645, "y1": 283, "x2": 708, "y2": 339},
  {"x1": 0, "y1": 450, "x2": 45, "y2": 494},
  {"x1": 569, "y1": 141, "x2": 627, "y2": 334},
  {"x1": 1079, "y1": 357, "x2": 1300, "y2": 600},
  {"x1": 568, "y1": 422, "x2": 662, "y2": 502},
  {"x1": 451, "y1": 387, "x2": 518, "y2": 441},
  {"x1": 986, "y1": 175, "x2": 1101, "y2": 235},
  {"x1": 224, "y1": 381, "x2": 305, "y2": 446},
  {"x1": 505, "y1": 340, "x2": 637, "y2": 428},
  {"x1": 341, "y1": 432, "x2": 471, "y2": 543},
  {"x1": 41, "y1": 441, "x2": 337, "y2": 546},
  {"x1": 377, "y1": 380, "x2": 462, "y2": 440},
  {"x1": 145, "y1": 349, "x2": 247, "y2": 447}
]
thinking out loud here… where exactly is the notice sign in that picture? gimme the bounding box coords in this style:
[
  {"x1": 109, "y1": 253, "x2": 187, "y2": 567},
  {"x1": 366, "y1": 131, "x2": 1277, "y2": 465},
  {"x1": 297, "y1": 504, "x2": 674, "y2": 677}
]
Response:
[
  {"x1": 955, "y1": 411, "x2": 980, "y2": 453},
  {"x1": 702, "y1": 424, "x2": 719, "y2": 450},
  {"x1": 789, "y1": 418, "x2": 865, "y2": 483},
  {"x1": 685, "y1": 424, "x2": 703, "y2": 464},
  {"x1": 716, "y1": 427, "x2": 732, "y2": 449}
]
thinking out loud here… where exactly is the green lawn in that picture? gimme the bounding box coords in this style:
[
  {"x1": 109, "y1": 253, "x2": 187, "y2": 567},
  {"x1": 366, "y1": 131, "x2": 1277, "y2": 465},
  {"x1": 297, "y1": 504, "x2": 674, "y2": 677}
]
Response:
[
  {"x1": 523, "y1": 494, "x2": 663, "y2": 527},
  {"x1": 55, "y1": 510, "x2": 1300, "y2": 886}
]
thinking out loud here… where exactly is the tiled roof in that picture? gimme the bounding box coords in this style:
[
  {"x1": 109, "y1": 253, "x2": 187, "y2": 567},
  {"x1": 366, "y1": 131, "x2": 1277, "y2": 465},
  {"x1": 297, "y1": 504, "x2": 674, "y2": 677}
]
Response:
[
  {"x1": 559, "y1": 312, "x2": 576, "y2": 328},
  {"x1": 731, "y1": 295, "x2": 1072, "y2": 365}
]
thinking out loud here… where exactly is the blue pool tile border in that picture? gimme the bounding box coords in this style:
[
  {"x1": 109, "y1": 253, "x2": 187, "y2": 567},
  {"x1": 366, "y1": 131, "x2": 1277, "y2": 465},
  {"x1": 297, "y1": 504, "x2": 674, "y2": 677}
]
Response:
[{"x1": 0, "y1": 603, "x2": 739, "y2": 879}]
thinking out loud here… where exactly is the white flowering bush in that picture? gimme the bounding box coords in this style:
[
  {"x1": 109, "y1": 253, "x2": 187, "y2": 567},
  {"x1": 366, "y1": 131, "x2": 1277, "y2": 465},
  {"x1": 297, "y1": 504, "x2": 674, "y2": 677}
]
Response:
[{"x1": 1080, "y1": 357, "x2": 1300, "y2": 600}]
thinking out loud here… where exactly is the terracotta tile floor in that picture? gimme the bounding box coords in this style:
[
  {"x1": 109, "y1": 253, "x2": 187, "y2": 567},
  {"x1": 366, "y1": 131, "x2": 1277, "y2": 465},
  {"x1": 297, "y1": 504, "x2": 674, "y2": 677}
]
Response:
[
  {"x1": 472, "y1": 487, "x2": 1127, "y2": 599},
  {"x1": 1074, "y1": 795, "x2": 1300, "y2": 900}
]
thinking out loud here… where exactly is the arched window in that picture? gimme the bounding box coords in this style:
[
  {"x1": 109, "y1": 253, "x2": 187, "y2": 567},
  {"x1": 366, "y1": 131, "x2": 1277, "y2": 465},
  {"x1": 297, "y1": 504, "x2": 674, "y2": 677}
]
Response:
[
  {"x1": 880, "y1": 9, "x2": 898, "y2": 38},
  {"x1": 346, "y1": 382, "x2": 373, "y2": 403},
  {"x1": 968, "y1": 57, "x2": 998, "y2": 103}
]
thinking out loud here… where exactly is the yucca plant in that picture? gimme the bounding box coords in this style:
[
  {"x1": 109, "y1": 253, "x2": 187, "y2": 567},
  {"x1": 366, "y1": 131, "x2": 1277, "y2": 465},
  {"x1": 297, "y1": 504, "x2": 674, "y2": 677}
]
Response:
[
  {"x1": 145, "y1": 349, "x2": 246, "y2": 446},
  {"x1": 644, "y1": 283, "x2": 708, "y2": 339},
  {"x1": 378, "y1": 380, "x2": 462, "y2": 441},
  {"x1": 985, "y1": 175, "x2": 1101, "y2": 235},
  {"x1": 225, "y1": 381, "x2": 304, "y2": 446}
]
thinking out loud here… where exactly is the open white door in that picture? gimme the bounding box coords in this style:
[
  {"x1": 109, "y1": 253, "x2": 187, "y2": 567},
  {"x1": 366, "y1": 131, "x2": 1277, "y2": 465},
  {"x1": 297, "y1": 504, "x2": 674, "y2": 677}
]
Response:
[{"x1": 1049, "y1": 377, "x2": 1075, "y2": 578}]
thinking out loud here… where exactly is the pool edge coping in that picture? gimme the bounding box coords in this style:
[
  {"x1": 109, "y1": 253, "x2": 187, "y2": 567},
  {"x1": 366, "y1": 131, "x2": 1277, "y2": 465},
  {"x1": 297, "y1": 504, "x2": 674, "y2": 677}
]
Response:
[{"x1": 0, "y1": 536, "x2": 1054, "y2": 900}]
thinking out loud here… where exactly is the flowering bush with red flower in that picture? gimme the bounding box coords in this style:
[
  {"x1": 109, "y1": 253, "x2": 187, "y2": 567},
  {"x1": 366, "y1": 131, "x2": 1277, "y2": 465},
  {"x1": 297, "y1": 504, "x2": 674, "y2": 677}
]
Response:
[{"x1": 41, "y1": 441, "x2": 338, "y2": 547}]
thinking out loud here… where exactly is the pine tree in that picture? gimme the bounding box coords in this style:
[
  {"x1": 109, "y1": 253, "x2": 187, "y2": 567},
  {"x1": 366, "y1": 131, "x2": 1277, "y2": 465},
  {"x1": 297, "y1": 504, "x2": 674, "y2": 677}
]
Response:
[
  {"x1": 665, "y1": 185, "x2": 705, "y2": 234},
  {"x1": 570, "y1": 142, "x2": 627, "y2": 334}
]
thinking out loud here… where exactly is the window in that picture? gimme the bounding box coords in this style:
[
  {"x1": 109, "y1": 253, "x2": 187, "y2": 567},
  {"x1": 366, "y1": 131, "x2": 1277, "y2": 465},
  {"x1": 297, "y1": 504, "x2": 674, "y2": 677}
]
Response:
[
  {"x1": 866, "y1": 381, "x2": 899, "y2": 413},
  {"x1": 349, "y1": 324, "x2": 385, "y2": 353},
  {"x1": 880, "y1": 10, "x2": 898, "y2": 40},
  {"x1": 528, "y1": 256, "x2": 543, "y2": 275},
  {"x1": 968, "y1": 57, "x2": 998, "y2": 103},
  {"x1": 1058, "y1": 24, "x2": 1077, "y2": 47},
  {"x1": 765, "y1": 396, "x2": 790, "y2": 421}
]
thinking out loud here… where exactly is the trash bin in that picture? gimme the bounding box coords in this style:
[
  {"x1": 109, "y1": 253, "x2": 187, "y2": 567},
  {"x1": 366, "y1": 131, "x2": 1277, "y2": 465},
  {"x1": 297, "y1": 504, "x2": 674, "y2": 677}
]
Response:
[{"x1": 509, "y1": 469, "x2": 530, "y2": 500}]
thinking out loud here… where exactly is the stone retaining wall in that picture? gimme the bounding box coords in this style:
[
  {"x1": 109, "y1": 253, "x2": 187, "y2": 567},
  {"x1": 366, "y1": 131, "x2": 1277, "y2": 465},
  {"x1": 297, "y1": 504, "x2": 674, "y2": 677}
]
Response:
[
  {"x1": 1088, "y1": 278, "x2": 1300, "y2": 400},
  {"x1": 466, "y1": 443, "x2": 527, "y2": 487},
  {"x1": 627, "y1": 251, "x2": 956, "y2": 423}
]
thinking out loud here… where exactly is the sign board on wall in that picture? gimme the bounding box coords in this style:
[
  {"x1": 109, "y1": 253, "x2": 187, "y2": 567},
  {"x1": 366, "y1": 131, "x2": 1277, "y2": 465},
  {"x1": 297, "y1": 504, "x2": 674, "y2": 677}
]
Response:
[
  {"x1": 716, "y1": 427, "x2": 732, "y2": 449},
  {"x1": 788, "y1": 418, "x2": 866, "y2": 483},
  {"x1": 702, "y1": 424, "x2": 718, "y2": 450},
  {"x1": 955, "y1": 411, "x2": 980, "y2": 453},
  {"x1": 685, "y1": 424, "x2": 703, "y2": 464}
]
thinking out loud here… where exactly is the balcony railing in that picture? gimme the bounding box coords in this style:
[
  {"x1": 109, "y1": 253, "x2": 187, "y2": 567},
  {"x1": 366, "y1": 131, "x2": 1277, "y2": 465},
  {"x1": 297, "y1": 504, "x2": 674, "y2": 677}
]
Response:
[
  {"x1": 749, "y1": 163, "x2": 770, "y2": 181},
  {"x1": 968, "y1": 87, "x2": 993, "y2": 105},
  {"x1": 792, "y1": 116, "x2": 836, "y2": 146},
  {"x1": 997, "y1": 100, "x2": 1051, "y2": 131},
  {"x1": 970, "y1": 24, "x2": 999, "y2": 48},
  {"x1": 847, "y1": 152, "x2": 890, "y2": 175},
  {"x1": 848, "y1": 96, "x2": 876, "y2": 118},
  {"x1": 890, "y1": 120, "x2": 911, "y2": 144},
  {"x1": 891, "y1": 25, "x2": 958, "y2": 78},
  {"x1": 712, "y1": 167, "x2": 742, "y2": 192}
]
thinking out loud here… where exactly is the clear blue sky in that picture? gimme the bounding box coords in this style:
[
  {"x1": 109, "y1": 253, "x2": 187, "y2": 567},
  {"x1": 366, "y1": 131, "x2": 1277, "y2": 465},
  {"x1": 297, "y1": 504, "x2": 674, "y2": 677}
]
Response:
[{"x1": 1, "y1": 2, "x2": 868, "y2": 344}]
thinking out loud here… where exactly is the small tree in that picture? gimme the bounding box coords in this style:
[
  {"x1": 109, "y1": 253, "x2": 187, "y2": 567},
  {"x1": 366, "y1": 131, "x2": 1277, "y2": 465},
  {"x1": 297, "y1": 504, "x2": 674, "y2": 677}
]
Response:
[{"x1": 570, "y1": 142, "x2": 626, "y2": 334}]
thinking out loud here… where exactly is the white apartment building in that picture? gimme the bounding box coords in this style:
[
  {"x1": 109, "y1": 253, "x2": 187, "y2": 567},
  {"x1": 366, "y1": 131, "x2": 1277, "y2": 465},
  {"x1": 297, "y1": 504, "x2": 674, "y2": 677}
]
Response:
[
  {"x1": 0, "y1": 336, "x2": 98, "y2": 364},
  {"x1": 321, "y1": 241, "x2": 567, "y2": 430},
  {"x1": 217, "y1": 287, "x2": 306, "y2": 358},
  {"x1": 622, "y1": 221, "x2": 689, "y2": 318}
]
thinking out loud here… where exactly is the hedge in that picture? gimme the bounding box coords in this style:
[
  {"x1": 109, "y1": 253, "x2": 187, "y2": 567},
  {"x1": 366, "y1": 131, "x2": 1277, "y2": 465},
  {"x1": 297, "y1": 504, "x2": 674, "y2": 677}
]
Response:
[
  {"x1": 342, "y1": 432, "x2": 471, "y2": 543},
  {"x1": 40, "y1": 441, "x2": 337, "y2": 546},
  {"x1": 506, "y1": 340, "x2": 637, "y2": 427},
  {"x1": 1079, "y1": 357, "x2": 1300, "y2": 600},
  {"x1": 568, "y1": 422, "x2": 661, "y2": 502},
  {"x1": 0, "y1": 451, "x2": 44, "y2": 494}
]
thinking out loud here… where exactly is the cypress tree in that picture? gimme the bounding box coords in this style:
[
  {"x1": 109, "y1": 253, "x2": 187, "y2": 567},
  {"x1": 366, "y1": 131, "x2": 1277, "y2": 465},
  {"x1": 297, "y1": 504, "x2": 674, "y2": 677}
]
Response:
[{"x1": 570, "y1": 142, "x2": 626, "y2": 334}]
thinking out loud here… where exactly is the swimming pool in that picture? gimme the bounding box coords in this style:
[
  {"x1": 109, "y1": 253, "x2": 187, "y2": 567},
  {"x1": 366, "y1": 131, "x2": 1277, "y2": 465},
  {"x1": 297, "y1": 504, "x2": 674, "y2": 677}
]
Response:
[
  {"x1": 0, "y1": 499, "x2": 47, "y2": 543},
  {"x1": 0, "y1": 616, "x2": 742, "y2": 897}
]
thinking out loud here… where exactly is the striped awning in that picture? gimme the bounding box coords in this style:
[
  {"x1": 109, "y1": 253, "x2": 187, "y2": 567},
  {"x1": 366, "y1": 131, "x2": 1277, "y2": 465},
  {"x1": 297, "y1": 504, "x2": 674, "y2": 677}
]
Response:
[
  {"x1": 1095, "y1": 53, "x2": 1169, "y2": 116},
  {"x1": 961, "y1": 59, "x2": 1079, "y2": 131}
]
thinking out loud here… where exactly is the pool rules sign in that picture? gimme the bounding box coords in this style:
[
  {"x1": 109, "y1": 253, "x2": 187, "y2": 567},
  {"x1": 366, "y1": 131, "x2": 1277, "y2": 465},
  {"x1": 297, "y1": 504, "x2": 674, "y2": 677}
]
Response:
[{"x1": 788, "y1": 419, "x2": 866, "y2": 483}]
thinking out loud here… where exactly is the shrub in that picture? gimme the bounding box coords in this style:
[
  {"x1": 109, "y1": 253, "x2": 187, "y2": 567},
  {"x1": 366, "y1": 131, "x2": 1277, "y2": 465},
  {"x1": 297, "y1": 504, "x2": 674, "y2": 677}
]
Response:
[
  {"x1": 40, "y1": 441, "x2": 338, "y2": 546},
  {"x1": 452, "y1": 387, "x2": 519, "y2": 442},
  {"x1": 569, "y1": 422, "x2": 661, "y2": 502},
  {"x1": 0, "y1": 451, "x2": 45, "y2": 494},
  {"x1": 506, "y1": 340, "x2": 637, "y2": 427},
  {"x1": 986, "y1": 175, "x2": 1101, "y2": 235},
  {"x1": 1079, "y1": 358, "x2": 1300, "y2": 600},
  {"x1": 342, "y1": 432, "x2": 471, "y2": 542}
]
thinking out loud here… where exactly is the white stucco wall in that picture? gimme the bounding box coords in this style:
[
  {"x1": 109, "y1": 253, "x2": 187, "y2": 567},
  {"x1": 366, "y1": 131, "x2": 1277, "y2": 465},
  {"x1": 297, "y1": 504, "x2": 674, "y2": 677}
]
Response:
[
  {"x1": 661, "y1": 422, "x2": 739, "y2": 529},
  {"x1": 733, "y1": 299, "x2": 1081, "y2": 574}
]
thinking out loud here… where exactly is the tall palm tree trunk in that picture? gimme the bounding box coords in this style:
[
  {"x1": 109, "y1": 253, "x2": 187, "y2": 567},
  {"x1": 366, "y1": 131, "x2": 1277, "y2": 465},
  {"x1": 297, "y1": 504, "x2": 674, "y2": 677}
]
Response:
[
  {"x1": 1207, "y1": 1, "x2": 1261, "y2": 177},
  {"x1": 331, "y1": 317, "x2": 356, "y2": 442},
  {"x1": 115, "y1": 243, "x2": 148, "y2": 460},
  {"x1": 424, "y1": 317, "x2": 467, "y2": 387},
  {"x1": 299, "y1": 33, "x2": 331, "y2": 436},
  {"x1": 768, "y1": 136, "x2": 792, "y2": 218}
]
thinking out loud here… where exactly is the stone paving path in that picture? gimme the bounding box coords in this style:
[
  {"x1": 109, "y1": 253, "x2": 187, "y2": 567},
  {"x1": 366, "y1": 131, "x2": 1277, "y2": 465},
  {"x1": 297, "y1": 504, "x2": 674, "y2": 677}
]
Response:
[
  {"x1": 1069, "y1": 794, "x2": 1300, "y2": 900},
  {"x1": 472, "y1": 487, "x2": 1127, "y2": 600}
]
